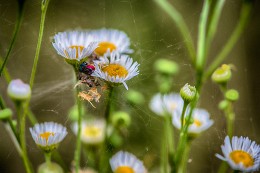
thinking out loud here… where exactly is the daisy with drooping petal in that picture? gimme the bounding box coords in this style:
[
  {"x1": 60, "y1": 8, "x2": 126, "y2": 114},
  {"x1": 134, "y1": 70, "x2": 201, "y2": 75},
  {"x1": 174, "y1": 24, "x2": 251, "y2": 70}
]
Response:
[
  {"x1": 90, "y1": 28, "x2": 133, "y2": 56},
  {"x1": 172, "y1": 108, "x2": 213, "y2": 135},
  {"x1": 149, "y1": 93, "x2": 183, "y2": 116},
  {"x1": 72, "y1": 119, "x2": 106, "y2": 145},
  {"x1": 30, "y1": 122, "x2": 67, "y2": 152},
  {"x1": 52, "y1": 31, "x2": 98, "y2": 64},
  {"x1": 216, "y1": 136, "x2": 260, "y2": 172},
  {"x1": 110, "y1": 151, "x2": 147, "y2": 173},
  {"x1": 92, "y1": 52, "x2": 139, "y2": 90}
]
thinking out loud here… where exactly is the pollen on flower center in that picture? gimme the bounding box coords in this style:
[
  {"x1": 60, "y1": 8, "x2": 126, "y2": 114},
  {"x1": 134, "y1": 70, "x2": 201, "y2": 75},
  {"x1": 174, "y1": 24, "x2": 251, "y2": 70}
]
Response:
[
  {"x1": 115, "y1": 166, "x2": 134, "y2": 173},
  {"x1": 169, "y1": 102, "x2": 177, "y2": 111},
  {"x1": 193, "y1": 119, "x2": 202, "y2": 127},
  {"x1": 65, "y1": 45, "x2": 85, "y2": 58},
  {"x1": 84, "y1": 126, "x2": 101, "y2": 137},
  {"x1": 102, "y1": 64, "x2": 128, "y2": 78},
  {"x1": 40, "y1": 132, "x2": 55, "y2": 141},
  {"x1": 229, "y1": 150, "x2": 254, "y2": 168},
  {"x1": 95, "y1": 42, "x2": 116, "y2": 56}
]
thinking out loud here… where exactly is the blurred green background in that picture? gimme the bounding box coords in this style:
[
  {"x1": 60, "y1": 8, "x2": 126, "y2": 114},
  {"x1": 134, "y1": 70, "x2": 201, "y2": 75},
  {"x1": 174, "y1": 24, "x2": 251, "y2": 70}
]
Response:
[{"x1": 0, "y1": 0, "x2": 260, "y2": 172}]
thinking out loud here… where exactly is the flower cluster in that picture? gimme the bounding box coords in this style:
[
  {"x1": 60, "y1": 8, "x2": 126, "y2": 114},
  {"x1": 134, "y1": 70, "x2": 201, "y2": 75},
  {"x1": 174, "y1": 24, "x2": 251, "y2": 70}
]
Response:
[
  {"x1": 150, "y1": 92, "x2": 213, "y2": 135},
  {"x1": 52, "y1": 29, "x2": 139, "y2": 90}
]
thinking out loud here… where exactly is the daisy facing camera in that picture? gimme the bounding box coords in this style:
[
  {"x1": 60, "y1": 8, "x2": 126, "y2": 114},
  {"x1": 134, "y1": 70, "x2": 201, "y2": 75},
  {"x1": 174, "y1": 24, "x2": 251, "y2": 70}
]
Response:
[
  {"x1": 216, "y1": 136, "x2": 260, "y2": 172},
  {"x1": 30, "y1": 122, "x2": 67, "y2": 153}
]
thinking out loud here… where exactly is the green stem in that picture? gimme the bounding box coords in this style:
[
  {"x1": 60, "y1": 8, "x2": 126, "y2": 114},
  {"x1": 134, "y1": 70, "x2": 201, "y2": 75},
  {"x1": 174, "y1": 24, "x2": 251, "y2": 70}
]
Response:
[
  {"x1": 226, "y1": 102, "x2": 235, "y2": 137},
  {"x1": 217, "y1": 162, "x2": 228, "y2": 173},
  {"x1": 18, "y1": 102, "x2": 33, "y2": 173},
  {"x1": 44, "y1": 152, "x2": 52, "y2": 168},
  {"x1": 205, "y1": 1, "x2": 252, "y2": 80},
  {"x1": 0, "y1": 1, "x2": 25, "y2": 76},
  {"x1": 175, "y1": 100, "x2": 197, "y2": 172},
  {"x1": 104, "y1": 87, "x2": 114, "y2": 120},
  {"x1": 0, "y1": 57, "x2": 11, "y2": 83},
  {"x1": 177, "y1": 140, "x2": 191, "y2": 173},
  {"x1": 180, "y1": 102, "x2": 188, "y2": 129},
  {"x1": 196, "y1": 0, "x2": 211, "y2": 71},
  {"x1": 29, "y1": 0, "x2": 50, "y2": 88},
  {"x1": 205, "y1": 0, "x2": 225, "y2": 51},
  {"x1": 74, "y1": 86, "x2": 82, "y2": 173},
  {"x1": 165, "y1": 115, "x2": 174, "y2": 153},
  {"x1": 154, "y1": 0, "x2": 196, "y2": 63},
  {"x1": 161, "y1": 117, "x2": 169, "y2": 173},
  {"x1": 0, "y1": 95, "x2": 21, "y2": 153},
  {"x1": 100, "y1": 87, "x2": 114, "y2": 173},
  {"x1": 27, "y1": 110, "x2": 38, "y2": 125}
]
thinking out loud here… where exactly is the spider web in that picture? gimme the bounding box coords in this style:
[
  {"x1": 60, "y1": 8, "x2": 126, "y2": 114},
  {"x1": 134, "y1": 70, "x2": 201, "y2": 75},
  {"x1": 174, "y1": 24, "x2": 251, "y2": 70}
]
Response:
[{"x1": 0, "y1": 0, "x2": 259, "y2": 173}]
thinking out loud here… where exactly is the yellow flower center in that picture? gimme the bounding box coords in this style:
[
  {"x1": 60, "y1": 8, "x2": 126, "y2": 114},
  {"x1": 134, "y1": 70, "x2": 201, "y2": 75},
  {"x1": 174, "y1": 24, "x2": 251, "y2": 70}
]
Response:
[
  {"x1": 229, "y1": 150, "x2": 254, "y2": 168},
  {"x1": 65, "y1": 45, "x2": 84, "y2": 58},
  {"x1": 40, "y1": 132, "x2": 55, "y2": 142},
  {"x1": 84, "y1": 126, "x2": 101, "y2": 137},
  {"x1": 102, "y1": 64, "x2": 128, "y2": 78},
  {"x1": 115, "y1": 166, "x2": 134, "y2": 173},
  {"x1": 193, "y1": 119, "x2": 202, "y2": 127},
  {"x1": 169, "y1": 102, "x2": 177, "y2": 111},
  {"x1": 95, "y1": 42, "x2": 116, "y2": 56}
]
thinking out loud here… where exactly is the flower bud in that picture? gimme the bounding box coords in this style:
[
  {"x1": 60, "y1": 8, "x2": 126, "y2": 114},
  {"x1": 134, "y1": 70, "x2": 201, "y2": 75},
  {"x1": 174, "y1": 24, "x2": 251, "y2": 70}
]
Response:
[
  {"x1": 218, "y1": 100, "x2": 229, "y2": 110},
  {"x1": 111, "y1": 111, "x2": 131, "y2": 127},
  {"x1": 37, "y1": 162, "x2": 63, "y2": 173},
  {"x1": 0, "y1": 108, "x2": 12, "y2": 120},
  {"x1": 180, "y1": 83, "x2": 196, "y2": 103},
  {"x1": 125, "y1": 90, "x2": 145, "y2": 105},
  {"x1": 7, "y1": 79, "x2": 31, "y2": 101},
  {"x1": 225, "y1": 89, "x2": 239, "y2": 102},
  {"x1": 211, "y1": 64, "x2": 232, "y2": 84},
  {"x1": 68, "y1": 105, "x2": 86, "y2": 122},
  {"x1": 154, "y1": 58, "x2": 179, "y2": 75},
  {"x1": 109, "y1": 131, "x2": 123, "y2": 148}
]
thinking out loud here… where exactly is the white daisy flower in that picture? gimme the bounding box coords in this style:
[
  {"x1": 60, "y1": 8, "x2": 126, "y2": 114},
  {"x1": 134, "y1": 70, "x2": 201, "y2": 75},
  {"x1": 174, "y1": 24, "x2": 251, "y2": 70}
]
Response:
[
  {"x1": 91, "y1": 52, "x2": 139, "y2": 90},
  {"x1": 172, "y1": 108, "x2": 213, "y2": 134},
  {"x1": 110, "y1": 151, "x2": 147, "y2": 173},
  {"x1": 90, "y1": 28, "x2": 133, "y2": 56},
  {"x1": 30, "y1": 122, "x2": 67, "y2": 152},
  {"x1": 52, "y1": 31, "x2": 98, "y2": 63},
  {"x1": 216, "y1": 136, "x2": 260, "y2": 172},
  {"x1": 72, "y1": 119, "x2": 106, "y2": 145},
  {"x1": 149, "y1": 93, "x2": 183, "y2": 116}
]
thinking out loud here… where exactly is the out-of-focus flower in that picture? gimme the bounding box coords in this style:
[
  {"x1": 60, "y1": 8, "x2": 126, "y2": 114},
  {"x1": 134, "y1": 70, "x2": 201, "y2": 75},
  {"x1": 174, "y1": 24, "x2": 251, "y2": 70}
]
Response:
[
  {"x1": 72, "y1": 119, "x2": 106, "y2": 145},
  {"x1": 149, "y1": 93, "x2": 183, "y2": 116},
  {"x1": 216, "y1": 136, "x2": 260, "y2": 172},
  {"x1": 172, "y1": 108, "x2": 213, "y2": 135}
]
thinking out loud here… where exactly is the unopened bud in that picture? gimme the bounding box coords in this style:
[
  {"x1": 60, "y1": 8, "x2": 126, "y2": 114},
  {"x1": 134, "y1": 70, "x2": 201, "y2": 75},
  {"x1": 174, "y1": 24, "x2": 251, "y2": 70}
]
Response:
[
  {"x1": 68, "y1": 105, "x2": 86, "y2": 122},
  {"x1": 225, "y1": 89, "x2": 239, "y2": 102},
  {"x1": 7, "y1": 79, "x2": 31, "y2": 101},
  {"x1": 218, "y1": 100, "x2": 229, "y2": 110},
  {"x1": 111, "y1": 111, "x2": 131, "y2": 127},
  {"x1": 125, "y1": 90, "x2": 145, "y2": 105},
  {"x1": 109, "y1": 131, "x2": 123, "y2": 148},
  {"x1": 37, "y1": 162, "x2": 63, "y2": 173},
  {"x1": 211, "y1": 64, "x2": 232, "y2": 84},
  {"x1": 0, "y1": 108, "x2": 12, "y2": 120},
  {"x1": 180, "y1": 83, "x2": 196, "y2": 103},
  {"x1": 154, "y1": 58, "x2": 179, "y2": 75}
]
